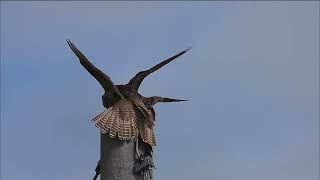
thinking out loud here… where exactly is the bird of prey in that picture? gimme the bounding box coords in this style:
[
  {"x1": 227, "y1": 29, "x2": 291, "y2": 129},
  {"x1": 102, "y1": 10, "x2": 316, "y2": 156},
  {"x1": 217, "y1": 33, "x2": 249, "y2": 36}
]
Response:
[{"x1": 67, "y1": 39, "x2": 189, "y2": 146}]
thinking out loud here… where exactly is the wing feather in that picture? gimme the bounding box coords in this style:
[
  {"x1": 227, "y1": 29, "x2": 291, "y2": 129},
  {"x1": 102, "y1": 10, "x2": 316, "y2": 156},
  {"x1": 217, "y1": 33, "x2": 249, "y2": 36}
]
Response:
[
  {"x1": 92, "y1": 99, "x2": 156, "y2": 146},
  {"x1": 128, "y1": 47, "x2": 191, "y2": 92},
  {"x1": 66, "y1": 39, "x2": 124, "y2": 100},
  {"x1": 92, "y1": 100, "x2": 138, "y2": 141},
  {"x1": 139, "y1": 120, "x2": 156, "y2": 146}
]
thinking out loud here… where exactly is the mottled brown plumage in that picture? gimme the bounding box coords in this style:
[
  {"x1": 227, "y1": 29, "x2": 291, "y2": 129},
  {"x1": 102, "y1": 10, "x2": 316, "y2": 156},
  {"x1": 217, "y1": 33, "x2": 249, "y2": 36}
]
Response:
[
  {"x1": 67, "y1": 39, "x2": 189, "y2": 146},
  {"x1": 92, "y1": 100, "x2": 138, "y2": 141}
]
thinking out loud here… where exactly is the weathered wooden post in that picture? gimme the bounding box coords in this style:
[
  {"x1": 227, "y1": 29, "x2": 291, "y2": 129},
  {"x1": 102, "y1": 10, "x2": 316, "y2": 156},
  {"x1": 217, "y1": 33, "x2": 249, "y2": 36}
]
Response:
[{"x1": 66, "y1": 39, "x2": 190, "y2": 180}]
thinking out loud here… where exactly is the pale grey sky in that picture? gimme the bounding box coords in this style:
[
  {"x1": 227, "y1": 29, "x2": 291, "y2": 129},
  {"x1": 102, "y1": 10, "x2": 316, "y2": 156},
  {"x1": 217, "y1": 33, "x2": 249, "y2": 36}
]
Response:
[{"x1": 1, "y1": 2, "x2": 319, "y2": 180}]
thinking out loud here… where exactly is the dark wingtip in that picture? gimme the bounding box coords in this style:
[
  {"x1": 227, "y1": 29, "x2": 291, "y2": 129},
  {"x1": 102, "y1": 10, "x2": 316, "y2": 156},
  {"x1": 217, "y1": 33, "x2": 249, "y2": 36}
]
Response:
[
  {"x1": 162, "y1": 98, "x2": 189, "y2": 102},
  {"x1": 185, "y1": 46, "x2": 192, "y2": 52},
  {"x1": 66, "y1": 39, "x2": 72, "y2": 48}
]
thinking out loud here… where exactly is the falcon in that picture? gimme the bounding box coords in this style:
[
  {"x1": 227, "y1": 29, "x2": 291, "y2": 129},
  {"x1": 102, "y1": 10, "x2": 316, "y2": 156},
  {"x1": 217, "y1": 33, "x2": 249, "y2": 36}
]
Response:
[{"x1": 67, "y1": 39, "x2": 189, "y2": 146}]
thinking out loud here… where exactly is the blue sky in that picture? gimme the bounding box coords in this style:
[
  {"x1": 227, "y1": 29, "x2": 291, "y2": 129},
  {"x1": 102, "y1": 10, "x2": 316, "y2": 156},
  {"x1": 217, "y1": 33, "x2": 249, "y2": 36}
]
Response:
[{"x1": 1, "y1": 2, "x2": 319, "y2": 180}]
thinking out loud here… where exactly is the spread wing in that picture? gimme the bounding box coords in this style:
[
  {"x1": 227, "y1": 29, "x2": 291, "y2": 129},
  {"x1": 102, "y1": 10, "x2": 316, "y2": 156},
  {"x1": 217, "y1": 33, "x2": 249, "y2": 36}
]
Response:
[
  {"x1": 92, "y1": 100, "x2": 138, "y2": 141},
  {"x1": 92, "y1": 99, "x2": 157, "y2": 146},
  {"x1": 66, "y1": 39, "x2": 124, "y2": 99},
  {"x1": 128, "y1": 47, "x2": 191, "y2": 92}
]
